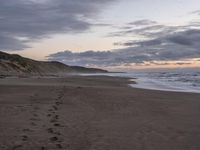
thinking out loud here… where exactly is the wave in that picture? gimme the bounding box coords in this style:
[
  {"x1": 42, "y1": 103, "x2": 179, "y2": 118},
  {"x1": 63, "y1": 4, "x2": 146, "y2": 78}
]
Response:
[{"x1": 81, "y1": 68, "x2": 200, "y2": 93}]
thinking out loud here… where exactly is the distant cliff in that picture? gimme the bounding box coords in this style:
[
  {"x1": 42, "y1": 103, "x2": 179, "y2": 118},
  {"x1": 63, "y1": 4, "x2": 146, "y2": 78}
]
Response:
[{"x1": 0, "y1": 51, "x2": 107, "y2": 76}]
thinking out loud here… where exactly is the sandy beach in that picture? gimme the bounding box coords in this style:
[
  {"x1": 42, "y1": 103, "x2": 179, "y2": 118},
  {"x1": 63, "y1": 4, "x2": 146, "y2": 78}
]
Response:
[{"x1": 0, "y1": 75, "x2": 200, "y2": 150}]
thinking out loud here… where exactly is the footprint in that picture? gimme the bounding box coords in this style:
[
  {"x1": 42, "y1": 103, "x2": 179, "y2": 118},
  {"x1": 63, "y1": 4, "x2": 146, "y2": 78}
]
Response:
[
  {"x1": 52, "y1": 105, "x2": 58, "y2": 111},
  {"x1": 56, "y1": 143, "x2": 63, "y2": 149},
  {"x1": 50, "y1": 136, "x2": 58, "y2": 142},
  {"x1": 54, "y1": 123, "x2": 61, "y2": 127},
  {"x1": 47, "y1": 128, "x2": 54, "y2": 134},
  {"x1": 40, "y1": 146, "x2": 46, "y2": 150},
  {"x1": 54, "y1": 115, "x2": 59, "y2": 119},
  {"x1": 31, "y1": 122, "x2": 37, "y2": 126},
  {"x1": 47, "y1": 128, "x2": 61, "y2": 135},
  {"x1": 22, "y1": 135, "x2": 28, "y2": 141},
  {"x1": 55, "y1": 102, "x2": 62, "y2": 105},
  {"x1": 33, "y1": 113, "x2": 38, "y2": 117},
  {"x1": 51, "y1": 115, "x2": 59, "y2": 121},
  {"x1": 54, "y1": 132, "x2": 61, "y2": 135}
]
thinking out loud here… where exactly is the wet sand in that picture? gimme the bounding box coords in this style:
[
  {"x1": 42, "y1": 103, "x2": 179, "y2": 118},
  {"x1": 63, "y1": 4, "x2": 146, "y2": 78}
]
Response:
[{"x1": 0, "y1": 76, "x2": 200, "y2": 150}]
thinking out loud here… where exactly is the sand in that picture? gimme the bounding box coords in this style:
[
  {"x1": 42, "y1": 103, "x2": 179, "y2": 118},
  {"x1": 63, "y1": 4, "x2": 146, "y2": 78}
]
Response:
[{"x1": 0, "y1": 75, "x2": 200, "y2": 150}]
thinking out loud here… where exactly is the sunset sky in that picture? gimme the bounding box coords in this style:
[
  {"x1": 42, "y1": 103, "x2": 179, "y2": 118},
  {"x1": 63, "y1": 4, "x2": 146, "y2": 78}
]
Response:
[{"x1": 1, "y1": 0, "x2": 200, "y2": 70}]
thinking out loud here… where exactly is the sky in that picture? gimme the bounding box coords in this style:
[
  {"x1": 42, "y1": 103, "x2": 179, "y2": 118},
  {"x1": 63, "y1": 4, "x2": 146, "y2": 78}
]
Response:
[{"x1": 1, "y1": 0, "x2": 200, "y2": 70}]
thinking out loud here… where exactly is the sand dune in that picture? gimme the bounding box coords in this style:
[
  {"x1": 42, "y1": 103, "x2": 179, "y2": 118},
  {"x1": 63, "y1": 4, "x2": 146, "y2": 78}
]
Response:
[{"x1": 0, "y1": 51, "x2": 107, "y2": 76}]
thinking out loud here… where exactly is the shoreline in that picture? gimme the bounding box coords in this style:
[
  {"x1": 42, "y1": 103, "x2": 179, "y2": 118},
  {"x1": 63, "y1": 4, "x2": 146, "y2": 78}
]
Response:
[
  {"x1": 1, "y1": 73, "x2": 200, "y2": 94},
  {"x1": 129, "y1": 78, "x2": 200, "y2": 94},
  {"x1": 80, "y1": 71, "x2": 200, "y2": 94},
  {"x1": 0, "y1": 75, "x2": 200, "y2": 149}
]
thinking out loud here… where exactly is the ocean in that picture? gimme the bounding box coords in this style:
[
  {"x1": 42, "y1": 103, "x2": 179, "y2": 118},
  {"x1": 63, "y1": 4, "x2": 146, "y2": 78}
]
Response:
[{"x1": 82, "y1": 68, "x2": 200, "y2": 93}]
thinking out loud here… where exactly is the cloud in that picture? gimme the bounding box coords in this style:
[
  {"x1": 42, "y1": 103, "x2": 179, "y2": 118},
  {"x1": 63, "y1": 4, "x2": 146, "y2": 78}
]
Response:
[
  {"x1": 108, "y1": 25, "x2": 176, "y2": 38},
  {"x1": 108, "y1": 18, "x2": 199, "y2": 39},
  {"x1": 48, "y1": 50, "x2": 115, "y2": 66},
  {"x1": 0, "y1": 35, "x2": 30, "y2": 50},
  {"x1": 128, "y1": 19, "x2": 157, "y2": 26},
  {"x1": 167, "y1": 29, "x2": 200, "y2": 47},
  {"x1": 114, "y1": 39, "x2": 163, "y2": 47},
  {"x1": 118, "y1": 29, "x2": 200, "y2": 48},
  {"x1": 104, "y1": 18, "x2": 200, "y2": 68},
  {"x1": 190, "y1": 10, "x2": 200, "y2": 15},
  {"x1": 48, "y1": 27, "x2": 200, "y2": 67},
  {"x1": 0, "y1": 0, "x2": 116, "y2": 50},
  {"x1": 47, "y1": 44, "x2": 200, "y2": 67}
]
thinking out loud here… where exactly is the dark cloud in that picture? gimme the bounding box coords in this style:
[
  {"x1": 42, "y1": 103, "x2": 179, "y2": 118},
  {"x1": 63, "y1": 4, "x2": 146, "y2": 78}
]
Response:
[
  {"x1": 115, "y1": 39, "x2": 163, "y2": 47},
  {"x1": 190, "y1": 10, "x2": 200, "y2": 15},
  {"x1": 112, "y1": 19, "x2": 159, "y2": 33},
  {"x1": 0, "y1": 35, "x2": 30, "y2": 50},
  {"x1": 118, "y1": 29, "x2": 200, "y2": 48},
  {"x1": 47, "y1": 45, "x2": 200, "y2": 67},
  {"x1": 108, "y1": 24, "x2": 175, "y2": 37},
  {"x1": 48, "y1": 27, "x2": 200, "y2": 67},
  {"x1": 167, "y1": 29, "x2": 200, "y2": 47},
  {"x1": 48, "y1": 50, "x2": 115, "y2": 66},
  {"x1": 0, "y1": 0, "x2": 116, "y2": 50},
  {"x1": 108, "y1": 19, "x2": 195, "y2": 38},
  {"x1": 128, "y1": 19, "x2": 157, "y2": 26},
  {"x1": 48, "y1": 17, "x2": 200, "y2": 67}
]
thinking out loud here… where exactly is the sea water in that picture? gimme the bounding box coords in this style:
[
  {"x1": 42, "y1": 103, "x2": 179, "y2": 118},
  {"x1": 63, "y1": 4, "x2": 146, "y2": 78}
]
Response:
[{"x1": 82, "y1": 68, "x2": 200, "y2": 93}]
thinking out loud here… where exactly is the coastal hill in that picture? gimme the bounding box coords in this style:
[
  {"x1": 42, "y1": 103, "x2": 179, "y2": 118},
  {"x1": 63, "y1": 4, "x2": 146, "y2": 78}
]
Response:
[{"x1": 0, "y1": 51, "x2": 107, "y2": 76}]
